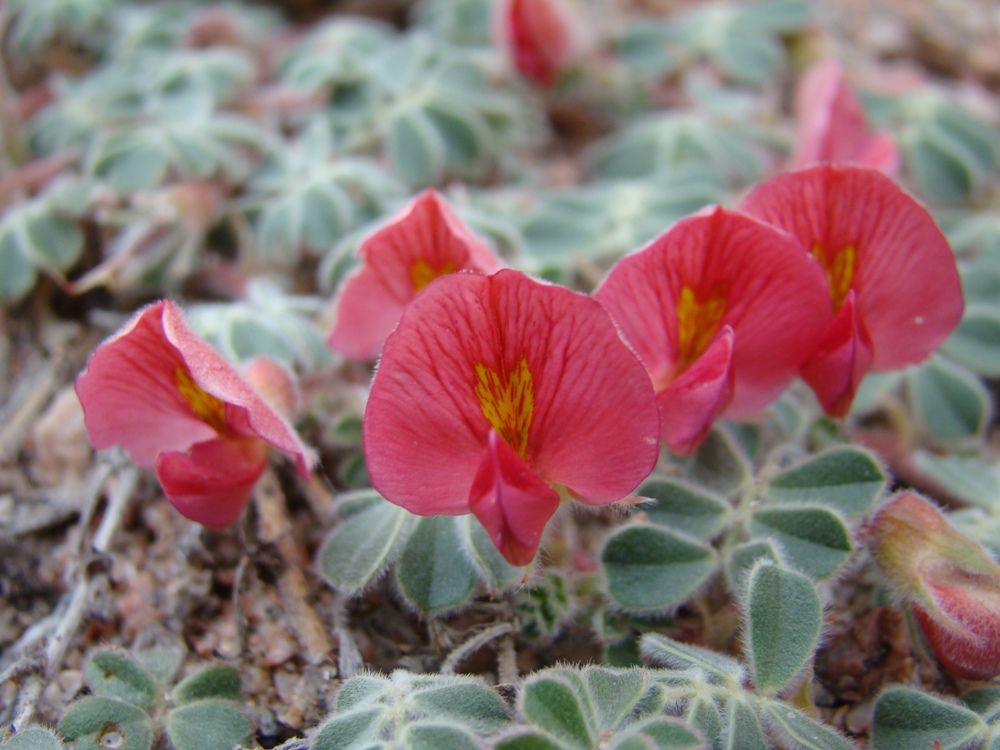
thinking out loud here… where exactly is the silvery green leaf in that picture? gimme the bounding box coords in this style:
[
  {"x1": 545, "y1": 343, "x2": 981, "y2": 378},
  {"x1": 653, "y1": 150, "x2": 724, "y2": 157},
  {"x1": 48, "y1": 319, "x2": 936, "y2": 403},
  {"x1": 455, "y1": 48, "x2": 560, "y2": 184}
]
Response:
[
  {"x1": 0, "y1": 727, "x2": 64, "y2": 750},
  {"x1": 681, "y1": 427, "x2": 752, "y2": 495},
  {"x1": 603, "y1": 525, "x2": 716, "y2": 612},
  {"x1": 762, "y1": 701, "x2": 857, "y2": 750},
  {"x1": 748, "y1": 506, "x2": 853, "y2": 579},
  {"x1": 409, "y1": 681, "x2": 510, "y2": 734},
  {"x1": 906, "y1": 356, "x2": 992, "y2": 442},
  {"x1": 394, "y1": 516, "x2": 477, "y2": 614},
  {"x1": 745, "y1": 563, "x2": 822, "y2": 696},
  {"x1": 84, "y1": 649, "x2": 156, "y2": 708},
  {"x1": 520, "y1": 674, "x2": 594, "y2": 750},
  {"x1": 165, "y1": 700, "x2": 252, "y2": 750},
  {"x1": 942, "y1": 303, "x2": 1000, "y2": 376},
  {"x1": 614, "y1": 717, "x2": 706, "y2": 749},
  {"x1": 583, "y1": 667, "x2": 646, "y2": 730},
  {"x1": 459, "y1": 514, "x2": 523, "y2": 591},
  {"x1": 319, "y1": 495, "x2": 411, "y2": 594},
  {"x1": 312, "y1": 707, "x2": 386, "y2": 750},
  {"x1": 60, "y1": 697, "x2": 154, "y2": 750},
  {"x1": 765, "y1": 446, "x2": 886, "y2": 516},
  {"x1": 637, "y1": 478, "x2": 730, "y2": 541},
  {"x1": 724, "y1": 539, "x2": 784, "y2": 594},
  {"x1": 871, "y1": 688, "x2": 985, "y2": 750},
  {"x1": 963, "y1": 686, "x2": 1000, "y2": 723},
  {"x1": 685, "y1": 698, "x2": 722, "y2": 746},
  {"x1": 401, "y1": 722, "x2": 478, "y2": 750},
  {"x1": 911, "y1": 451, "x2": 1000, "y2": 509},
  {"x1": 641, "y1": 634, "x2": 744, "y2": 683},
  {"x1": 492, "y1": 731, "x2": 566, "y2": 750},
  {"x1": 723, "y1": 697, "x2": 766, "y2": 750},
  {"x1": 171, "y1": 665, "x2": 242, "y2": 705}
]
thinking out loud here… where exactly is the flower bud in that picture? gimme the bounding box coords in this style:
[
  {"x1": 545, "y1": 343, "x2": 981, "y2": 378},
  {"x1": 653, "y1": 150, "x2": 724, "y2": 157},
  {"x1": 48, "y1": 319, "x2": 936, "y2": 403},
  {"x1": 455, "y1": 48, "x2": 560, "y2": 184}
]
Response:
[{"x1": 865, "y1": 491, "x2": 1000, "y2": 679}]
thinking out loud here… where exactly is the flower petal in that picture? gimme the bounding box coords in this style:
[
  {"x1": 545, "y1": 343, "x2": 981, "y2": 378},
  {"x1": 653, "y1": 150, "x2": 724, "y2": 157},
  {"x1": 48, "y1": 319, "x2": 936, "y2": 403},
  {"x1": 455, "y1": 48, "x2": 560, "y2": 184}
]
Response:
[
  {"x1": 740, "y1": 165, "x2": 964, "y2": 373},
  {"x1": 363, "y1": 268, "x2": 660, "y2": 516},
  {"x1": 800, "y1": 291, "x2": 874, "y2": 417},
  {"x1": 328, "y1": 190, "x2": 503, "y2": 360},
  {"x1": 657, "y1": 326, "x2": 735, "y2": 455},
  {"x1": 791, "y1": 59, "x2": 900, "y2": 175},
  {"x1": 593, "y1": 207, "x2": 831, "y2": 420},
  {"x1": 160, "y1": 301, "x2": 316, "y2": 477},
  {"x1": 497, "y1": 0, "x2": 580, "y2": 88},
  {"x1": 156, "y1": 437, "x2": 268, "y2": 529},
  {"x1": 75, "y1": 300, "x2": 222, "y2": 467},
  {"x1": 469, "y1": 430, "x2": 560, "y2": 566}
]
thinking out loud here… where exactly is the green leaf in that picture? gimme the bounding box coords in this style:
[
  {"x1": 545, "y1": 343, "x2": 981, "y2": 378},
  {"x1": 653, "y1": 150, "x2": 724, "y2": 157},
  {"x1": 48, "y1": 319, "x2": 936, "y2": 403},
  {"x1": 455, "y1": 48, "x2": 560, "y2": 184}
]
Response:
[
  {"x1": 723, "y1": 697, "x2": 766, "y2": 750},
  {"x1": 911, "y1": 451, "x2": 1000, "y2": 509},
  {"x1": 386, "y1": 107, "x2": 447, "y2": 187},
  {"x1": 871, "y1": 688, "x2": 986, "y2": 750},
  {"x1": 0, "y1": 226, "x2": 37, "y2": 301},
  {"x1": 683, "y1": 428, "x2": 752, "y2": 495},
  {"x1": 943, "y1": 304, "x2": 1000, "y2": 376},
  {"x1": 618, "y1": 717, "x2": 706, "y2": 749},
  {"x1": 409, "y1": 682, "x2": 510, "y2": 734},
  {"x1": 724, "y1": 540, "x2": 783, "y2": 593},
  {"x1": 603, "y1": 525, "x2": 716, "y2": 611},
  {"x1": 336, "y1": 675, "x2": 391, "y2": 712},
  {"x1": 641, "y1": 634, "x2": 744, "y2": 683},
  {"x1": 745, "y1": 563, "x2": 823, "y2": 695},
  {"x1": 748, "y1": 506, "x2": 853, "y2": 579},
  {"x1": 60, "y1": 697, "x2": 154, "y2": 750},
  {"x1": 171, "y1": 665, "x2": 242, "y2": 705},
  {"x1": 459, "y1": 514, "x2": 523, "y2": 591},
  {"x1": 685, "y1": 698, "x2": 722, "y2": 746},
  {"x1": 963, "y1": 686, "x2": 1000, "y2": 722},
  {"x1": 165, "y1": 700, "x2": 252, "y2": 750},
  {"x1": 0, "y1": 727, "x2": 63, "y2": 750},
  {"x1": 765, "y1": 447, "x2": 887, "y2": 516},
  {"x1": 312, "y1": 707, "x2": 386, "y2": 750},
  {"x1": 906, "y1": 356, "x2": 992, "y2": 442},
  {"x1": 493, "y1": 731, "x2": 567, "y2": 750},
  {"x1": 762, "y1": 701, "x2": 856, "y2": 750},
  {"x1": 84, "y1": 649, "x2": 157, "y2": 708},
  {"x1": 638, "y1": 478, "x2": 731, "y2": 541},
  {"x1": 402, "y1": 722, "x2": 478, "y2": 750},
  {"x1": 320, "y1": 495, "x2": 410, "y2": 593},
  {"x1": 520, "y1": 675, "x2": 594, "y2": 750},
  {"x1": 394, "y1": 516, "x2": 477, "y2": 614},
  {"x1": 584, "y1": 667, "x2": 646, "y2": 730},
  {"x1": 133, "y1": 645, "x2": 183, "y2": 686}
]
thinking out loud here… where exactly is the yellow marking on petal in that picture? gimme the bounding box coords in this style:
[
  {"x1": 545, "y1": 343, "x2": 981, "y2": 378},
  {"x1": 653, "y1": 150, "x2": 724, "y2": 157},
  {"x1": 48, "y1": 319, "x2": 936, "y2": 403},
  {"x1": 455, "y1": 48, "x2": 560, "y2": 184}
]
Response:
[
  {"x1": 812, "y1": 244, "x2": 856, "y2": 311},
  {"x1": 676, "y1": 285, "x2": 727, "y2": 370},
  {"x1": 175, "y1": 367, "x2": 226, "y2": 433},
  {"x1": 411, "y1": 259, "x2": 457, "y2": 292},
  {"x1": 474, "y1": 357, "x2": 534, "y2": 457}
]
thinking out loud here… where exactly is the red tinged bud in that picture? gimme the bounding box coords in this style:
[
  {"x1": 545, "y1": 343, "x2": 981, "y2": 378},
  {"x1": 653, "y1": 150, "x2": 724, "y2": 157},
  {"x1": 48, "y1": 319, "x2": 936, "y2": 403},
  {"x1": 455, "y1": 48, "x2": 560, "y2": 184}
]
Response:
[{"x1": 866, "y1": 492, "x2": 1000, "y2": 680}]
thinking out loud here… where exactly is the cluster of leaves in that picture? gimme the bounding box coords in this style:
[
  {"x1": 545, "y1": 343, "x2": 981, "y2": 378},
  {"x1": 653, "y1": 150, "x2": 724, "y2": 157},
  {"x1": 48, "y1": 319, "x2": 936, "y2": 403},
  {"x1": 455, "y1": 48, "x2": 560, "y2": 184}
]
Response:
[{"x1": 0, "y1": 647, "x2": 251, "y2": 750}]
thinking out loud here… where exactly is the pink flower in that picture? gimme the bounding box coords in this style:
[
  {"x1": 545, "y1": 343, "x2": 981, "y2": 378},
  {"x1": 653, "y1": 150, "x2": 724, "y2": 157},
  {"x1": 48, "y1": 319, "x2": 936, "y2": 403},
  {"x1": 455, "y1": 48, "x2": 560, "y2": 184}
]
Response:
[
  {"x1": 363, "y1": 268, "x2": 660, "y2": 566},
  {"x1": 740, "y1": 165, "x2": 964, "y2": 416},
  {"x1": 592, "y1": 206, "x2": 831, "y2": 455},
  {"x1": 75, "y1": 300, "x2": 316, "y2": 529},
  {"x1": 327, "y1": 190, "x2": 503, "y2": 361},
  {"x1": 791, "y1": 59, "x2": 900, "y2": 175},
  {"x1": 865, "y1": 492, "x2": 1000, "y2": 680},
  {"x1": 496, "y1": 0, "x2": 580, "y2": 88}
]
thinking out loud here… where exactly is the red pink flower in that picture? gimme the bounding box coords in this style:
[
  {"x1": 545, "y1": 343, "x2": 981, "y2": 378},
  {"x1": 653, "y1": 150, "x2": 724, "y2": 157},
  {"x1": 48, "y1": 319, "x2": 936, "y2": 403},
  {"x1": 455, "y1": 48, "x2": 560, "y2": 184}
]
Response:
[
  {"x1": 363, "y1": 268, "x2": 660, "y2": 566},
  {"x1": 741, "y1": 164, "x2": 964, "y2": 416},
  {"x1": 328, "y1": 190, "x2": 503, "y2": 361},
  {"x1": 865, "y1": 492, "x2": 1000, "y2": 680},
  {"x1": 593, "y1": 206, "x2": 831, "y2": 454},
  {"x1": 791, "y1": 59, "x2": 900, "y2": 174},
  {"x1": 496, "y1": 0, "x2": 581, "y2": 88},
  {"x1": 75, "y1": 300, "x2": 316, "y2": 529}
]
